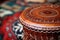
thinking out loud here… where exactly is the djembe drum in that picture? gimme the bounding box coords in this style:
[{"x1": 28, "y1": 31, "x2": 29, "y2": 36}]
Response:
[{"x1": 19, "y1": 4, "x2": 60, "y2": 40}]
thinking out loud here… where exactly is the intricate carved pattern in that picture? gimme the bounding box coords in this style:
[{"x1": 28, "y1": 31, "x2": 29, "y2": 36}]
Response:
[
  {"x1": 24, "y1": 26, "x2": 60, "y2": 33},
  {"x1": 22, "y1": 4, "x2": 60, "y2": 23},
  {"x1": 23, "y1": 27, "x2": 60, "y2": 40},
  {"x1": 23, "y1": 30, "x2": 35, "y2": 40},
  {"x1": 20, "y1": 17, "x2": 60, "y2": 31},
  {"x1": 19, "y1": 4, "x2": 60, "y2": 40}
]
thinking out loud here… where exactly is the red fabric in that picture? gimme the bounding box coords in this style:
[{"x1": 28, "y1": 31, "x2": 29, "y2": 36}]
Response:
[{"x1": 0, "y1": 11, "x2": 22, "y2": 40}]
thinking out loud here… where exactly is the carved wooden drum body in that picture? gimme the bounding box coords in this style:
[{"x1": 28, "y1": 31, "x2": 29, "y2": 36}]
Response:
[{"x1": 19, "y1": 4, "x2": 60, "y2": 40}]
